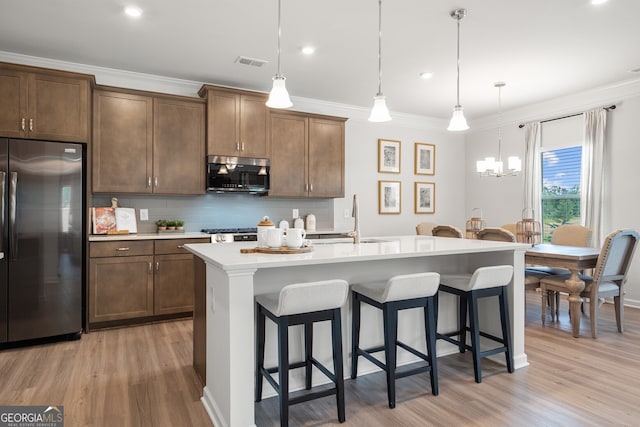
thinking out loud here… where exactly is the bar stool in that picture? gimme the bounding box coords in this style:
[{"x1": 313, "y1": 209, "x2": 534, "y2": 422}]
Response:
[
  {"x1": 437, "y1": 266, "x2": 514, "y2": 383},
  {"x1": 255, "y1": 279, "x2": 349, "y2": 427},
  {"x1": 351, "y1": 272, "x2": 440, "y2": 408}
]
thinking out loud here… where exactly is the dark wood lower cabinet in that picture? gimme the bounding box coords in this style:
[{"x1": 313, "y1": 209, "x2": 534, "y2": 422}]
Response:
[{"x1": 88, "y1": 238, "x2": 209, "y2": 329}]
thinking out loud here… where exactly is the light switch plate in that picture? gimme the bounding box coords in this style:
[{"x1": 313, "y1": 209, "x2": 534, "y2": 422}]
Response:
[
  {"x1": 292, "y1": 209, "x2": 299, "y2": 219},
  {"x1": 140, "y1": 209, "x2": 149, "y2": 221},
  {"x1": 344, "y1": 208, "x2": 351, "y2": 219}
]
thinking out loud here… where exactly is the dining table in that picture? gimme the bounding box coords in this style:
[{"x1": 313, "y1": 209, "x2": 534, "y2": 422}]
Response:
[{"x1": 525, "y1": 243, "x2": 601, "y2": 337}]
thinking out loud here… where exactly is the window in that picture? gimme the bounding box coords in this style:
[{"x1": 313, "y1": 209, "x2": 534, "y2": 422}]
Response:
[{"x1": 541, "y1": 145, "x2": 582, "y2": 241}]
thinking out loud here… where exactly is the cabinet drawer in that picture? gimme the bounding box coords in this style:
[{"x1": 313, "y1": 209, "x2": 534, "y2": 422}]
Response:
[
  {"x1": 154, "y1": 238, "x2": 210, "y2": 255},
  {"x1": 90, "y1": 241, "x2": 154, "y2": 257}
]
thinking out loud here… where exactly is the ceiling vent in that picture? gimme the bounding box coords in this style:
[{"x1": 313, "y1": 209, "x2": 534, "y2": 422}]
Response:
[{"x1": 235, "y1": 56, "x2": 268, "y2": 67}]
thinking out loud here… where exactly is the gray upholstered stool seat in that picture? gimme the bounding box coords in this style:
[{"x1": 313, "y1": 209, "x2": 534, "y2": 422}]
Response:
[
  {"x1": 255, "y1": 279, "x2": 349, "y2": 427},
  {"x1": 351, "y1": 272, "x2": 440, "y2": 408},
  {"x1": 437, "y1": 265, "x2": 514, "y2": 383}
]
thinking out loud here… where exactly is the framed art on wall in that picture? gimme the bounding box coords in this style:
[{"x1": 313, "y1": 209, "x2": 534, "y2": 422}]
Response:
[
  {"x1": 415, "y1": 182, "x2": 435, "y2": 214},
  {"x1": 378, "y1": 139, "x2": 401, "y2": 173},
  {"x1": 415, "y1": 142, "x2": 435, "y2": 175},
  {"x1": 378, "y1": 180, "x2": 401, "y2": 214}
]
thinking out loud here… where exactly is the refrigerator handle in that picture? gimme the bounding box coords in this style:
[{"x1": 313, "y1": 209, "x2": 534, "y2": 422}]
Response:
[
  {"x1": 0, "y1": 171, "x2": 5, "y2": 254},
  {"x1": 9, "y1": 171, "x2": 17, "y2": 261}
]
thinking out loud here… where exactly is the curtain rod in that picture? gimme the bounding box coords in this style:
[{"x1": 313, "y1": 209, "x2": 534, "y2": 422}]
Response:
[{"x1": 517, "y1": 104, "x2": 616, "y2": 129}]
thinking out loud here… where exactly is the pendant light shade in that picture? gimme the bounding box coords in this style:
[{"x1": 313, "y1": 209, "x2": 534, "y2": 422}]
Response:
[
  {"x1": 447, "y1": 8, "x2": 468, "y2": 131},
  {"x1": 266, "y1": 0, "x2": 292, "y2": 109},
  {"x1": 369, "y1": 0, "x2": 391, "y2": 122}
]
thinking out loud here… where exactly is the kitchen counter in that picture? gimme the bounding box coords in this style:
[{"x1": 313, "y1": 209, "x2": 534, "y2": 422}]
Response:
[
  {"x1": 89, "y1": 232, "x2": 212, "y2": 242},
  {"x1": 186, "y1": 235, "x2": 529, "y2": 427}
]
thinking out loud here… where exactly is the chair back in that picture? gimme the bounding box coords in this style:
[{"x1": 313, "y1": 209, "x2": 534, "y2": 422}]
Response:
[
  {"x1": 589, "y1": 229, "x2": 640, "y2": 298},
  {"x1": 551, "y1": 224, "x2": 591, "y2": 247},
  {"x1": 277, "y1": 279, "x2": 349, "y2": 316},
  {"x1": 416, "y1": 222, "x2": 437, "y2": 236},
  {"x1": 432, "y1": 225, "x2": 464, "y2": 238},
  {"x1": 383, "y1": 272, "x2": 440, "y2": 302},
  {"x1": 477, "y1": 227, "x2": 516, "y2": 242}
]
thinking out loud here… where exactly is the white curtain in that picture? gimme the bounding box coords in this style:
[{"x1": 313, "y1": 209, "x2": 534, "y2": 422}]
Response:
[
  {"x1": 581, "y1": 109, "x2": 607, "y2": 247},
  {"x1": 523, "y1": 122, "x2": 542, "y2": 221}
]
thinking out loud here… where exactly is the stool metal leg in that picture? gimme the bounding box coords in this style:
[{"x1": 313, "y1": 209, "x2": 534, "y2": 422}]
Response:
[
  {"x1": 468, "y1": 291, "x2": 483, "y2": 383},
  {"x1": 424, "y1": 296, "x2": 439, "y2": 396},
  {"x1": 383, "y1": 303, "x2": 398, "y2": 408},
  {"x1": 332, "y1": 308, "x2": 346, "y2": 422},
  {"x1": 499, "y1": 287, "x2": 514, "y2": 373},
  {"x1": 255, "y1": 304, "x2": 266, "y2": 402},
  {"x1": 304, "y1": 322, "x2": 313, "y2": 390},
  {"x1": 277, "y1": 317, "x2": 290, "y2": 427},
  {"x1": 350, "y1": 292, "x2": 361, "y2": 379}
]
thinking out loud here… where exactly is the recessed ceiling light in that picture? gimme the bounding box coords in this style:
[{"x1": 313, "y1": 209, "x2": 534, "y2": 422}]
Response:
[
  {"x1": 301, "y1": 46, "x2": 315, "y2": 55},
  {"x1": 590, "y1": 0, "x2": 608, "y2": 5},
  {"x1": 419, "y1": 72, "x2": 434, "y2": 80},
  {"x1": 124, "y1": 6, "x2": 143, "y2": 18}
]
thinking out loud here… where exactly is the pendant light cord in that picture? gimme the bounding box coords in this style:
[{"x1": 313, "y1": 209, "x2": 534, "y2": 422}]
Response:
[
  {"x1": 276, "y1": 0, "x2": 282, "y2": 77},
  {"x1": 455, "y1": 14, "x2": 461, "y2": 107},
  {"x1": 376, "y1": 0, "x2": 383, "y2": 96},
  {"x1": 497, "y1": 85, "x2": 502, "y2": 162}
]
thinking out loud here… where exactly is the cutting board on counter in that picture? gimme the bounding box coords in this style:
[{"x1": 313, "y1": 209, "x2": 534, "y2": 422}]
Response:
[{"x1": 240, "y1": 246, "x2": 314, "y2": 254}]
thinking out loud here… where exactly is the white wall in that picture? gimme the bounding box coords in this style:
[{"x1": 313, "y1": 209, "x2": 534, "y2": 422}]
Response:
[{"x1": 465, "y1": 80, "x2": 640, "y2": 307}]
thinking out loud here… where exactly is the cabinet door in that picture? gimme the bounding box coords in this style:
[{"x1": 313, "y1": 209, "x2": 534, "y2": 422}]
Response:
[
  {"x1": 207, "y1": 90, "x2": 239, "y2": 156},
  {"x1": 239, "y1": 94, "x2": 268, "y2": 157},
  {"x1": 28, "y1": 72, "x2": 90, "y2": 142},
  {"x1": 308, "y1": 118, "x2": 345, "y2": 198},
  {"x1": 153, "y1": 98, "x2": 205, "y2": 194},
  {"x1": 268, "y1": 112, "x2": 308, "y2": 197},
  {"x1": 154, "y1": 254, "x2": 195, "y2": 315},
  {"x1": 93, "y1": 90, "x2": 153, "y2": 193},
  {"x1": 0, "y1": 69, "x2": 27, "y2": 138},
  {"x1": 89, "y1": 256, "x2": 154, "y2": 323}
]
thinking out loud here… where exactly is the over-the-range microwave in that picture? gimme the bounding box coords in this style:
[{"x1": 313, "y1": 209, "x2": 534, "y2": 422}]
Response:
[{"x1": 206, "y1": 155, "x2": 270, "y2": 194}]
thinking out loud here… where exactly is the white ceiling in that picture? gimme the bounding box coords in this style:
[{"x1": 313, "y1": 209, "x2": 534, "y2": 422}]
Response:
[{"x1": 2, "y1": 0, "x2": 639, "y2": 120}]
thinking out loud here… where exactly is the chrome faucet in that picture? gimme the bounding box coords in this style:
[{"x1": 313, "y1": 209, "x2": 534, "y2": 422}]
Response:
[{"x1": 346, "y1": 194, "x2": 360, "y2": 244}]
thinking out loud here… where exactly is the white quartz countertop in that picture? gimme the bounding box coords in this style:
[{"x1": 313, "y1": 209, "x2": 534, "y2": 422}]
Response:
[
  {"x1": 89, "y1": 232, "x2": 212, "y2": 242},
  {"x1": 184, "y1": 235, "x2": 529, "y2": 271}
]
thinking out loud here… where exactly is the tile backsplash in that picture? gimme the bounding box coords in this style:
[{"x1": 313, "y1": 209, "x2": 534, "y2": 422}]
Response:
[{"x1": 91, "y1": 193, "x2": 335, "y2": 233}]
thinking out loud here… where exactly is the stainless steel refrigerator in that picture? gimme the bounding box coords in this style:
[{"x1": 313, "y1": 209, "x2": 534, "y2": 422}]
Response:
[{"x1": 0, "y1": 138, "x2": 85, "y2": 344}]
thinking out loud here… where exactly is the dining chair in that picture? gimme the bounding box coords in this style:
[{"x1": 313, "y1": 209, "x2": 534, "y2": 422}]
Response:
[
  {"x1": 432, "y1": 225, "x2": 464, "y2": 238},
  {"x1": 539, "y1": 229, "x2": 640, "y2": 338},
  {"x1": 416, "y1": 222, "x2": 437, "y2": 236},
  {"x1": 477, "y1": 227, "x2": 516, "y2": 242},
  {"x1": 501, "y1": 223, "x2": 520, "y2": 240}
]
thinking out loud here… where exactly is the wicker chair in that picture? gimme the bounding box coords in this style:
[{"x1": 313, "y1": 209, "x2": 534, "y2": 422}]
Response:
[
  {"x1": 432, "y1": 225, "x2": 464, "y2": 238},
  {"x1": 416, "y1": 222, "x2": 437, "y2": 236},
  {"x1": 540, "y1": 229, "x2": 640, "y2": 338}
]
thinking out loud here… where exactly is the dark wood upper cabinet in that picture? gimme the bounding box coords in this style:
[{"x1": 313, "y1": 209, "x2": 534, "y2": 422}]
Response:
[
  {"x1": 269, "y1": 110, "x2": 346, "y2": 198},
  {"x1": 199, "y1": 85, "x2": 269, "y2": 158},
  {"x1": 0, "y1": 63, "x2": 92, "y2": 142},
  {"x1": 92, "y1": 87, "x2": 205, "y2": 195}
]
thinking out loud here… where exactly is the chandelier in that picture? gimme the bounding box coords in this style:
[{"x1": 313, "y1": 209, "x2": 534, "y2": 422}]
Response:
[{"x1": 476, "y1": 82, "x2": 521, "y2": 177}]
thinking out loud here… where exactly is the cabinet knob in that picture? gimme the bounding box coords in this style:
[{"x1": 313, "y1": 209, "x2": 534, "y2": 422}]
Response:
[
  {"x1": 28, "y1": 118, "x2": 33, "y2": 132},
  {"x1": 21, "y1": 118, "x2": 26, "y2": 131}
]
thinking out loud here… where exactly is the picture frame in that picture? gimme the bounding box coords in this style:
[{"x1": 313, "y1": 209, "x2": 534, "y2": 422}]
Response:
[
  {"x1": 378, "y1": 180, "x2": 402, "y2": 214},
  {"x1": 414, "y1": 182, "x2": 435, "y2": 214},
  {"x1": 415, "y1": 142, "x2": 435, "y2": 175},
  {"x1": 378, "y1": 139, "x2": 401, "y2": 173}
]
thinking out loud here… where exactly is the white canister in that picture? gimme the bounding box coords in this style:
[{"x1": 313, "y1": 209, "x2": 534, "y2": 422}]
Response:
[
  {"x1": 279, "y1": 219, "x2": 290, "y2": 230},
  {"x1": 293, "y1": 217, "x2": 305, "y2": 229},
  {"x1": 257, "y1": 216, "x2": 275, "y2": 248},
  {"x1": 305, "y1": 213, "x2": 316, "y2": 231}
]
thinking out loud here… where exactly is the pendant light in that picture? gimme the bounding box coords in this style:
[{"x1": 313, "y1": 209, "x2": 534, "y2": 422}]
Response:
[
  {"x1": 447, "y1": 8, "x2": 469, "y2": 131},
  {"x1": 266, "y1": 0, "x2": 292, "y2": 109},
  {"x1": 476, "y1": 82, "x2": 522, "y2": 176},
  {"x1": 368, "y1": 0, "x2": 391, "y2": 122}
]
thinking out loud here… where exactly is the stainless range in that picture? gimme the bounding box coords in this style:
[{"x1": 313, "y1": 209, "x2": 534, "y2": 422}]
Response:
[{"x1": 201, "y1": 227, "x2": 258, "y2": 243}]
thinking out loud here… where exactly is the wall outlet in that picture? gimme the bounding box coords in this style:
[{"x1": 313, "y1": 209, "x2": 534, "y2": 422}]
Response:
[
  {"x1": 140, "y1": 209, "x2": 149, "y2": 221},
  {"x1": 292, "y1": 209, "x2": 299, "y2": 219},
  {"x1": 344, "y1": 208, "x2": 351, "y2": 219}
]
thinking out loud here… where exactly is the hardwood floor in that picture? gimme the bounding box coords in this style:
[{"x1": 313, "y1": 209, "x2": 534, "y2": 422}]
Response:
[{"x1": 1, "y1": 293, "x2": 639, "y2": 426}]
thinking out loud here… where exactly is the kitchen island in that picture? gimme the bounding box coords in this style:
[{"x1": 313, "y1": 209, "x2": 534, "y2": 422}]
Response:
[{"x1": 185, "y1": 235, "x2": 529, "y2": 427}]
